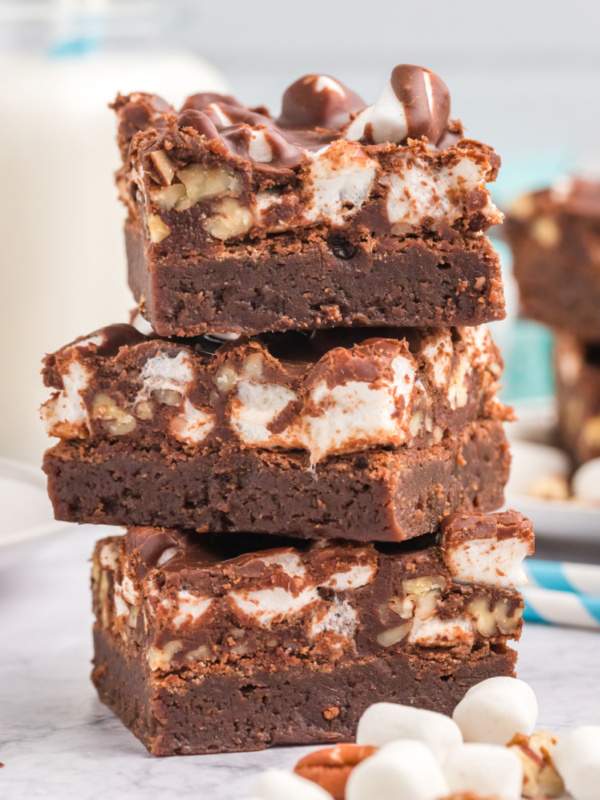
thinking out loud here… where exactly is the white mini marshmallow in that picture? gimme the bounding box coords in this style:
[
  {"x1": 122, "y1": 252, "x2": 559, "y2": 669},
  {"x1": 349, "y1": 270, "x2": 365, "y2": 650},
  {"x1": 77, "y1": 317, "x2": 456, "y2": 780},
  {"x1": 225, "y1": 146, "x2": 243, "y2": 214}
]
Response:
[
  {"x1": 253, "y1": 768, "x2": 333, "y2": 800},
  {"x1": 356, "y1": 702, "x2": 462, "y2": 760},
  {"x1": 443, "y1": 743, "x2": 523, "y2": 800},
  {"x1": 553, "y1": 725, "x2": 600, "y2": 800},
  {"x1": 346, "y1": 79, "x2": 409, "y2": 145},
  {"x1": 346, "y1": 740, "x2": 448, "y2": 800},
  {"x1": 452, "y1": 677, "x2": 538, "y2": 745}
]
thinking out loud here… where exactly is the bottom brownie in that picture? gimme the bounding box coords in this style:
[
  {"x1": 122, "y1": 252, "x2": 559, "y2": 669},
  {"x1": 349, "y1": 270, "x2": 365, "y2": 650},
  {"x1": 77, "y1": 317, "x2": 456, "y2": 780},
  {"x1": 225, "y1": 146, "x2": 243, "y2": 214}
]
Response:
[
  {"x1": 90, "y1": 515, "x2": 531, "y2": 756},
  {"x1": 92, "y1": 625, "x2": 517, "y2": 756}
]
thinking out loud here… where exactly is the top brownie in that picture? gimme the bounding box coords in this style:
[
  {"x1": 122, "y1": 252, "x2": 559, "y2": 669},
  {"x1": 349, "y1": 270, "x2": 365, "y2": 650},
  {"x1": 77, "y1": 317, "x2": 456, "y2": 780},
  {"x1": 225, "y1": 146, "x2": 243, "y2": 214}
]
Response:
[
  {"x1": 114, "y1": 64, "x2": 505, "y2": 336},
  {"x1": 506, "y1": 177, "x2": 600, "y2": 341}
]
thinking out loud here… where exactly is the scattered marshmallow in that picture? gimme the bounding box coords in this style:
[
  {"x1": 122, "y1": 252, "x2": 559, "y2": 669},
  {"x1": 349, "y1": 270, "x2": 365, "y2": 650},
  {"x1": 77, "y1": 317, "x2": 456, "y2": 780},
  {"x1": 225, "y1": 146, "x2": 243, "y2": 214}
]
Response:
[
  {"x1": 356, "y1": 702, "x2": 462, "y2": 760},
  {"x1": 553, "y1": 725, "x2": 600, "y2": 800},
  {"x1": 253, "y1": 768, "x2": 333, "y2": 800},
  {"x1": 572, "y1": 458, "x2": 600, "y2": 503},
  {"x1": 452, "y1": 677, "x2": 538, "y2": 745},
  {"x1": 346, "y1": 740, "x2": 449, "y2": 800},
  {"x1": 442, "y1": 743, "x2": 523, "y2": 800}
]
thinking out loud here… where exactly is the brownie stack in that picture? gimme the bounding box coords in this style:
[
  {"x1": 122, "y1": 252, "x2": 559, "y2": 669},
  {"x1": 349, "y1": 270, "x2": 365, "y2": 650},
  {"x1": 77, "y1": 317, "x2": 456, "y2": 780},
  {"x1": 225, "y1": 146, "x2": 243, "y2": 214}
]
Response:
[
  {"x1": 507, "y1": 178, "x2": 600, "y2": 465},
  {"x1": 41, "y1": 65, "x2": 534, "y2": 756}
]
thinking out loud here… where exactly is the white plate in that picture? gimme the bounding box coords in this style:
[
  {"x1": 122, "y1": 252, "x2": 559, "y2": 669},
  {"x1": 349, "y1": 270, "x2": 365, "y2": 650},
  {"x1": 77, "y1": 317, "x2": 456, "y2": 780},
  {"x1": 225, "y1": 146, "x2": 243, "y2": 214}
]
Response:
[
  {"x1": 507, "y1": 404, "x2": 600, "y2": 540},
  {"x1": 0, "y1": 457, "x2": 69, "y2": 548}
]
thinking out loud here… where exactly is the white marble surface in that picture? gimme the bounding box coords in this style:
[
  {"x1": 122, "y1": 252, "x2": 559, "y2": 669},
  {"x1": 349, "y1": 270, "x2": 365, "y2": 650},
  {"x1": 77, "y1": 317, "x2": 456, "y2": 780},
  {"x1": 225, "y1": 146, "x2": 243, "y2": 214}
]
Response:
[{"x1": 1, "y1": 525, "x2": 599, "y2": 800}]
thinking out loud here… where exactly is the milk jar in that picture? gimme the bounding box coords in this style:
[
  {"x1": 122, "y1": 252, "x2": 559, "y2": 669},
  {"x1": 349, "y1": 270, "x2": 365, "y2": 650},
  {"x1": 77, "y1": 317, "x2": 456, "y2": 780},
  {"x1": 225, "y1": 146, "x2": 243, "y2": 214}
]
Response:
[{"x1": 0, "y1": 1, "x2": 227, "y2": 463}]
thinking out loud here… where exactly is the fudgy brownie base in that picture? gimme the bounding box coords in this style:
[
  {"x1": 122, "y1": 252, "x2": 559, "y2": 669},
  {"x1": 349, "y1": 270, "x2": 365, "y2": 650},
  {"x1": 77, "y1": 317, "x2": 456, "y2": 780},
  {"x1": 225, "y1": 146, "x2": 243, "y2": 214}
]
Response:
[
  {"x1": 92, "y1": 625, "x2": 517, "y2": 756},
  {"x1": 506, "y1": 178, "x2": 600, "y2": 341},
  {"x1": 128, "y1": 220, "x2": 505, "y2": 336},
  {"x1": 555, "y1": 333, "x2": 600, "y2": 464},
  {"x1": 44, "y1": 419, "x2": 509, "y2": 542}
]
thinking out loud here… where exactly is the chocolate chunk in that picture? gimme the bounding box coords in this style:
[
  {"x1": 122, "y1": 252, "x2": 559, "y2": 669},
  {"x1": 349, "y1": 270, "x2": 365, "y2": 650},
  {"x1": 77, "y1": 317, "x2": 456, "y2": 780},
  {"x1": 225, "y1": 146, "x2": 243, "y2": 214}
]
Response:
[
  {"x1": 389, "y1": 64, "x2": 451, "y2": 145},
  {"x1": 177, "y1": 109, "x2": 220, "y2": 139},
  {"x1": 277, "y1": 74, "x2": 365, "y2": 129}
]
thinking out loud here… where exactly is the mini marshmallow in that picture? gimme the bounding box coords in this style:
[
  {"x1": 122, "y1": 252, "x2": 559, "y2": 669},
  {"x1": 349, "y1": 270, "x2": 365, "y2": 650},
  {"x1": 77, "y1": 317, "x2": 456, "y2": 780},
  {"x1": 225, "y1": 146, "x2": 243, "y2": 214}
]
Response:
[
  {"x1": 452, "y1": 677, "x2": 538, "y2": 745},
  {"x1": 553, "y1": 725, "x2": 600, "y2": 800},
  {"x1": 356, "y1": 702, "x2": 462, "y2": 760},
  {"x1": 346, "y1": 740, "x2": 449, "y2": 800},
  {"x1": 443, "y1": 743, "x2": 523, "y2": 800},
  {"x1": 253, "y1": 768, "x2": 333, "y2": 800}
]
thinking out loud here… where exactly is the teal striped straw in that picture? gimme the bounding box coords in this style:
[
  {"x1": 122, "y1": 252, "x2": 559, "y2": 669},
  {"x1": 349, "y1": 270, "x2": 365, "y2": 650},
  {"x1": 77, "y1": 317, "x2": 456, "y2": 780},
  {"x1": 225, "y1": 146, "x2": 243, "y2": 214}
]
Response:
[{"x1": 523, "y1": 559, "x2": 600, "y2": 630}]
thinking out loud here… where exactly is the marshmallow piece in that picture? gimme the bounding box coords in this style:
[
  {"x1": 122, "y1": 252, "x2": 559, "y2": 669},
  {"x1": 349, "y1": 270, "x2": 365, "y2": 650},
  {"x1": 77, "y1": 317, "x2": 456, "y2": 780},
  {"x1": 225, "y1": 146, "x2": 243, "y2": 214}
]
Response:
[
  {"x1": 346, "y1": 740, "x2": 448, "y2": 800},
  {"x1": 346, "y1": 64, "x2": 450, "y2": 146},
  {"x1": 356, "y1": 702, "x2": 462, "y2": 760},
  {"x1": 453, "y1": 677, "x2": 538, "y2": 745},
  {"x1": 443, "y1": 743, "x2": 523, "y2": 800},
  {"x1": 440, "y1": 511, "x2": 535, "y2": 588},
  {"x1": 254, "y1": 768, "x2": 333, "y2": 800},
  {"x1": 553, "y1": 725, "x2": 600, "y2": 800}
]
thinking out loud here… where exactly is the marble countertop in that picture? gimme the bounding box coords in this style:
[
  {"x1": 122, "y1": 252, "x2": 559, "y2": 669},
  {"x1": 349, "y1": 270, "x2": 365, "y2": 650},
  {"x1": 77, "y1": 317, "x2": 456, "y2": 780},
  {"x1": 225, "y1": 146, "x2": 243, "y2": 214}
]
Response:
[{"x1": 1, "y1": 525, "x2": 599, "y2": 800}]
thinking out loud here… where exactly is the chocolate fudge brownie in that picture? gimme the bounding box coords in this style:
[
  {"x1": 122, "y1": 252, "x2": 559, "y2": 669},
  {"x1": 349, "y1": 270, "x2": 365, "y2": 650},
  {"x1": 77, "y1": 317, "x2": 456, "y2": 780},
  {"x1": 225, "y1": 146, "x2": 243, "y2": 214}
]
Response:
[
  {"x1": 91, "y1": 511, "x2": 530, "y2": 754},
  {"x1": 114, "y1": 65, "x2": 505, "y2": 336},
  {"x1": 41, "y1": 323, "x2": 509, "y2": 464},
  {"x1": 43, "y1": 419, "x2": 510, "y2": 541},
  {"x1": 506, "y1": 177, "x2": 600, "y2": 341},
  {"x1": 554, "y1": 333, "x2": 600, "y2": 464}
]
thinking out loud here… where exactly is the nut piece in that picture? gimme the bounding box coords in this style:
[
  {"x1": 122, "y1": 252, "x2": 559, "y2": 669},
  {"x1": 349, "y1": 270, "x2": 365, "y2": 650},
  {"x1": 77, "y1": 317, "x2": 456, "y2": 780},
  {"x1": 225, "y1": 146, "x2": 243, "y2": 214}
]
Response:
[
  {"x1": 409, "y1": 410, "x2": 423, "y2": 437},
  {"x1": 509, "y1": 193, "x2": 535, "y2": 220},
  {"x1": 148, "y1": 213, "x2": 170, "y2": 243},
  {"x1": 507, "y1": 731, "x2": 564, "y2": 798},
  {"x1": 214, "y1": 364, "x2": 239, "y2": 392},
  {"x1": 154, "y1": 388, "x2": 183, "y2": 407},
  {"x1": 92, "y1": 393, "x2": 137, "y2": 435},
  {"x1": 135, "y1": 400, "x2": 154, "y2": 420},
  {"x1": 150, "y1": 150, "x2": 175, "y2": 185},
  {"x1": 527, "y1": 474, "x2": 570, "y2": 501},
  {"x1": 467, "y1": 596, "x2": 523, "y2": 637},
  {"x1": 376, "y1": 622, "x2": 411, "y2": 647},
  {"x1": 294, "y1": 744, "x2": 377, "y2": 800},
  {"x1": 154, "y1": 183, "x2": 187, "y2": 210},
  {"x1": 176, "y1": 165, "x2": 242, "y2": 208},
  {"x1": 147, "y1": 640, "x2": 183, "y2": 671},
  {"x1": 205, "y1": 198, "x2": 254, "y2": 240},
  {"x1": 582, "y1": 416, "x2": 600, "y2": 447},
  {"x1": 242, "y1": 352, "x2": 264, "y2": 380},
  {"x1": 393, "y1": 575, "x2": 447, "y2": 620},
  {"x1": 531, "y1": 215, "x2": 560, "y2": 248}
]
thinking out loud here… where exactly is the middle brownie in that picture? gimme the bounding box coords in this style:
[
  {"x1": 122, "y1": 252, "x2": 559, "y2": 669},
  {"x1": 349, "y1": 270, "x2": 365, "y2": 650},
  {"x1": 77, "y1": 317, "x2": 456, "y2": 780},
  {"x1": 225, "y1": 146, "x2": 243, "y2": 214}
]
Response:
[{"x1": 42, "y1": 323, "x2": 511, "y2": 541}]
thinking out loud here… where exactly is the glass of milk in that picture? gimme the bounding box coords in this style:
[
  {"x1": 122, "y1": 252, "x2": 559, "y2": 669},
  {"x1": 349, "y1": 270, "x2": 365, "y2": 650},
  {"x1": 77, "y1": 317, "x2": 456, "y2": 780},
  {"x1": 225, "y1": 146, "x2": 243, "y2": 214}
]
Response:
[{"x1": 0, "y1": 0, "x2": 227, "y2": 464}]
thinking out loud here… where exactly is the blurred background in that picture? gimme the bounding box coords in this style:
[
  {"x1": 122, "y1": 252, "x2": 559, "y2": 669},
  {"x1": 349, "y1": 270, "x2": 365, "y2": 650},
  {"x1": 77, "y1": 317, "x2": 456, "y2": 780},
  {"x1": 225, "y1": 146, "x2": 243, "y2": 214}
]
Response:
[{"x1": 1, "y1": 0, "x2": 597, "y2": 463}]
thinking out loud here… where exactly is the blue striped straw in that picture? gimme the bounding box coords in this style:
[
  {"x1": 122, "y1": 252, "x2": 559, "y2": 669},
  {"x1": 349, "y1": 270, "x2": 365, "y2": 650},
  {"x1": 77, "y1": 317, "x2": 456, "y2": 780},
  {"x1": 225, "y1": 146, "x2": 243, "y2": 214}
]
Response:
[
  {"x1": 522, "y1": 560, "x2": 600, "y2": 630},
  {"x1": 522, "y1": 586, "x2": 600, "y2": 630},
  {"x1": 524, "y1": 559, "x2": 600, "y2": 597}
]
